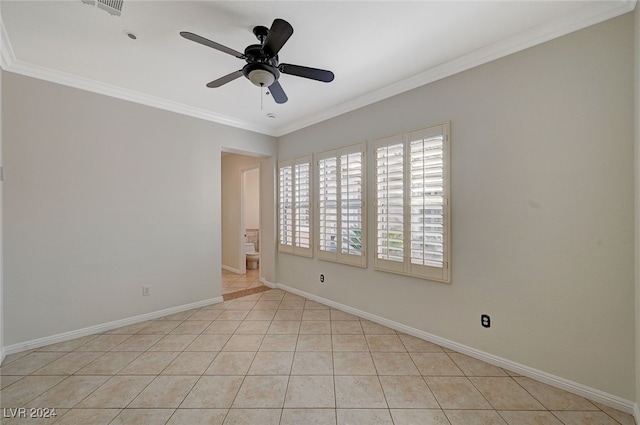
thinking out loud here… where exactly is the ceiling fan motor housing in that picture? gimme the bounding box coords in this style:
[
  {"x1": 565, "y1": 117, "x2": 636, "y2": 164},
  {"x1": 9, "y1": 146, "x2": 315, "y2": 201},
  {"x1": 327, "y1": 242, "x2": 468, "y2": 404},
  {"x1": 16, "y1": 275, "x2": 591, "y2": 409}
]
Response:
[{"x1": 243, "y1": 43, "x2": 280, "y2": 87}]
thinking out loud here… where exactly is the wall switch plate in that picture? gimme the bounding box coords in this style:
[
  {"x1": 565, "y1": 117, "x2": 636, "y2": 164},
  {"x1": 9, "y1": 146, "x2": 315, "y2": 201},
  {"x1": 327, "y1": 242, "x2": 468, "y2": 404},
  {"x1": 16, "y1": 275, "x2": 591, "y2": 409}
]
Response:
[{"x1": 142, "y1": 286, "x2": 151, "y2": 296}]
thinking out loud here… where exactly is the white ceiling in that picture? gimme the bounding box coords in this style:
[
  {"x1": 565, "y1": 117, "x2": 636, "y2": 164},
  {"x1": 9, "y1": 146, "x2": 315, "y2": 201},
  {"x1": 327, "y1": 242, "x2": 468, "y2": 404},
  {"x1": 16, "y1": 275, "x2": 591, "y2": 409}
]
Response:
[{"x1": 0, "y1": 1, "x2": 635, "y2": 136}]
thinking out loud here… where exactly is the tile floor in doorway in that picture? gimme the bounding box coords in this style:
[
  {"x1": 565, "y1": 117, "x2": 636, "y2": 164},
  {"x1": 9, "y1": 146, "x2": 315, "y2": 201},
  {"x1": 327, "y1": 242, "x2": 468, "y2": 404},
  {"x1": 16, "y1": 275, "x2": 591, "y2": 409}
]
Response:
[
  {"x1": 0, "y1": 288, "x2": 635, "y2": 425},
  {"x1": 222, "y1": 268, "x2": 262, "y2": 296}
]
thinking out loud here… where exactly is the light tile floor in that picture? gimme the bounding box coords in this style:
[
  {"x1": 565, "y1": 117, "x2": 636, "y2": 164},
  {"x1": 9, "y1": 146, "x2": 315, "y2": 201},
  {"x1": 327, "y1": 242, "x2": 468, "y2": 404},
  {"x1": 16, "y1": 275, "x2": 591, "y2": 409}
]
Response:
[
  {"x1": 0, "y1": 288, "x2": 635, "y2": 425},
  {"x1": 222, "y1": 269, "x2": 261, "y2": 296}
]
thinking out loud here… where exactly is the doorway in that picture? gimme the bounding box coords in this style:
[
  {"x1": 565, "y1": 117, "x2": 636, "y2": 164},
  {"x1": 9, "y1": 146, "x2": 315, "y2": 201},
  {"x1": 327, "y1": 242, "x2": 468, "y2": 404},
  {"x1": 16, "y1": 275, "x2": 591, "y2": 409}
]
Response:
[
  {"x1": 241, "y1": 165, "x2": 260, "y2": 274},
  {"x1": 220, "y1": 152, "x2": 266, "y2": 299}
]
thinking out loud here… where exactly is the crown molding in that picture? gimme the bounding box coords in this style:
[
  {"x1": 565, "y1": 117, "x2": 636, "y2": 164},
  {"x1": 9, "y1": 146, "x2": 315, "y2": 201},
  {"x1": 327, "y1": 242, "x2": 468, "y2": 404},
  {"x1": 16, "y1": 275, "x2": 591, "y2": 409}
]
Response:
[
  {"x1": 0, "y1": 13, "x2": 16, "y2": 70},
  {"x1": 0, "y1": 15, "x2": 277, "y2": 137},
  {"x1": 3, "y1": 59, "x2": 278, "y2": 137},
  {"x1": 274, "y1": 0, "x2": 637, "y2": 137},
  {"x1": 1, "y1": 1, "x2": 635, "y2": 138}
]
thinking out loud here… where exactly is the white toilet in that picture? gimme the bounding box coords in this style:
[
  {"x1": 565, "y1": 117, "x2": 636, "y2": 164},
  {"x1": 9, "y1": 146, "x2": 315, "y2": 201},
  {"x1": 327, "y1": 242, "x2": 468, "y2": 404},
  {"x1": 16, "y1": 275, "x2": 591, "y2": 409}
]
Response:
[{"x1": 245, "y1": 242, "x2": 260, "y2": 270}]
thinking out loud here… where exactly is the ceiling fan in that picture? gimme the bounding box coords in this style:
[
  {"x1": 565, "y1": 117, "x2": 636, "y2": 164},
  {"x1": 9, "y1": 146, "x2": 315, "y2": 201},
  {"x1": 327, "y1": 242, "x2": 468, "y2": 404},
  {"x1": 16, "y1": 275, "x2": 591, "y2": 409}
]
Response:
[{"x1": 180, "y1": 18, "x2": 334, "y2": 104}]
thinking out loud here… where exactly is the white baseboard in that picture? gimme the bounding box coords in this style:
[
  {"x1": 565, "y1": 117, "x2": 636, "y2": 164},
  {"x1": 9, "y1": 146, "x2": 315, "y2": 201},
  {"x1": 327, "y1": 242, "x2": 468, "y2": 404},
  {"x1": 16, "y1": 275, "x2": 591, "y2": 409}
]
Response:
[
  {"x1": 268, "y1": 279, "x2": 635, "y2": 415},
  {"x1": 222, "y1": 265, "x2": 241, "y2": 274},
  {"x1": 3, "y1": 296, "x2": 223, "y2": 356},
  {"x1": 0, "y1": 347, "x2": 5, "y2": 365},
  {"x1": 633, "y1": 403, "x2": 639, "y2": 425}
]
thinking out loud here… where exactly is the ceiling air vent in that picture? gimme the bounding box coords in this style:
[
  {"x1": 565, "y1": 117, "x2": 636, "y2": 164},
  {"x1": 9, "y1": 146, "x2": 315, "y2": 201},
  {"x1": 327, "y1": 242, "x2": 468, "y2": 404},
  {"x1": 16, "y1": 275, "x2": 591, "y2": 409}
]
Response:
[{"x1": 81, "y1": 0, "x2": 123, "y2": 17}]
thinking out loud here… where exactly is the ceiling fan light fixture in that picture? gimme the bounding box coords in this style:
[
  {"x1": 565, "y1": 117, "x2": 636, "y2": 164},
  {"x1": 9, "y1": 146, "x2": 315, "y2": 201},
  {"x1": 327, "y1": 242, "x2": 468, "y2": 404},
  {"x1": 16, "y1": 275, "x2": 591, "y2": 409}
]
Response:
[
  {"x1": 243, "y1": 62, "x2": 277, "y2": 87},
  {"x1": 248, "y1": 69, "x2": 275, "y2": 87}
]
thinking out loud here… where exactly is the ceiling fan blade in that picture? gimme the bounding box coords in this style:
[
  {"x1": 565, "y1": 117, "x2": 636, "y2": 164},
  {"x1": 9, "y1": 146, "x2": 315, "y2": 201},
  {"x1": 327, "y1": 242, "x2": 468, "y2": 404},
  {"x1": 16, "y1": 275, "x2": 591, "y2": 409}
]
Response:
[
  {"x1": 206, "y1": 70, "x2": 243, "y2": 88},
  {"x1": 262, "y1": 18, "x2": 293, "y2": 58},
  {"x1": 268, "y1": 80, "x2": 288, "y2": 104},
  {"x1": 279, "y1": 63, "x2": 334, "y2": 83},
  {"x1": 180, "y1": 31, "x2": 245, "y2": 59}
]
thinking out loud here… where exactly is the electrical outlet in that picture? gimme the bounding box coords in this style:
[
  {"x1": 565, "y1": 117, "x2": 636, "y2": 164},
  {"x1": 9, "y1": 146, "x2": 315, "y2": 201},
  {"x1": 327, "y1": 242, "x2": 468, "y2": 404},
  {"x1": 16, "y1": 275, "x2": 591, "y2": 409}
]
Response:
[
  {"x1": 481, "y1": 314, "x2": 490, "y2": 328},
  {"x1": 320, "y1": 274, "x2": 325, "y2": 283},
  {"x1": 142, "y1": 286, "x2": 151, "y2": 296}
]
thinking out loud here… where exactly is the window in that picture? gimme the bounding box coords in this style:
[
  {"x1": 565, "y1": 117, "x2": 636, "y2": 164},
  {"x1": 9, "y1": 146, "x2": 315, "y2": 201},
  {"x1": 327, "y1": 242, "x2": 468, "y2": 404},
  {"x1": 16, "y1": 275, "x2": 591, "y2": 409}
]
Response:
[
  {"x1": 317, "y1": 143, "x2": 366, "y2": 267},
  {"x1": 374, "y1": 123, "x2": 450, "y2": 282},
  {"x1": 278, "y1": 156, "x2": 313, "y2": 257}
]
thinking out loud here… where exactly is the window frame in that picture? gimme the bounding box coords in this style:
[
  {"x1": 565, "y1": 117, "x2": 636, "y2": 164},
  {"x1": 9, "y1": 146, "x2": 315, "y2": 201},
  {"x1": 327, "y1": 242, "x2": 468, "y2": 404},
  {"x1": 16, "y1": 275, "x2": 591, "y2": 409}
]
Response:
[
  {"x1": 317, "y1": 142, "x2": 367, "y2": 267},
  {"x1": 374, "y1": 122, "x2": 451, "y2": 282},
  {"x1": 278, "y1": 156, "x2": 313, "y2": 258}
]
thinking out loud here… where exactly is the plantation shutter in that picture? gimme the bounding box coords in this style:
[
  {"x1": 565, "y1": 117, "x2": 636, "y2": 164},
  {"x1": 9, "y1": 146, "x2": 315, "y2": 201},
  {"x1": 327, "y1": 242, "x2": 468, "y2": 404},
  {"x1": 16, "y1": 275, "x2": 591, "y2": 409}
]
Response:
[
  {"x1": 374, "y1": 135, "x2": 405, "y2": 274},
  {"x1": 408, "y1": 125, "x2": 449, "y2": 281},
  {"x1": 374, "y1": 123, "x2": 450, "y2": 282},
  {"x1": 317, "y1": 143, "x2": 366, "y2": 267},
  {"x1": 278, "y1": 156, "x2": 313, "y2": 257},
  {"x1": 294, "y1": 160, "x2": 312, "y2": 250},
  {"x1": 318, "y1": 155, "x2": 338, "y2": 259},
  {"x1": 278, "y1": 163, "x2": 293, "y2": 252},
  {"x1": 340, "y1": 147, "x2": 365, "y2": 265}
]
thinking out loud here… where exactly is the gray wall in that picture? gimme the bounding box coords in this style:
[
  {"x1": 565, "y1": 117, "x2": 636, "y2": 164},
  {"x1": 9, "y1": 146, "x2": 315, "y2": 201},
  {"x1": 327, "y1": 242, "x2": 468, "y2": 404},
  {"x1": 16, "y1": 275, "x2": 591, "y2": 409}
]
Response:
[
  {"x1": 635, "y1": 3, "x2": 640, "y2": 415},
  {"x1": 0, "y1": 63, "x2": 3, "y2": 363},
  {"x1": 2, "y1": 72, "x2": 276, "y2": 346},
  {"x1": 277, "y1": 14, "x2": 635, "y2": 400}
]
